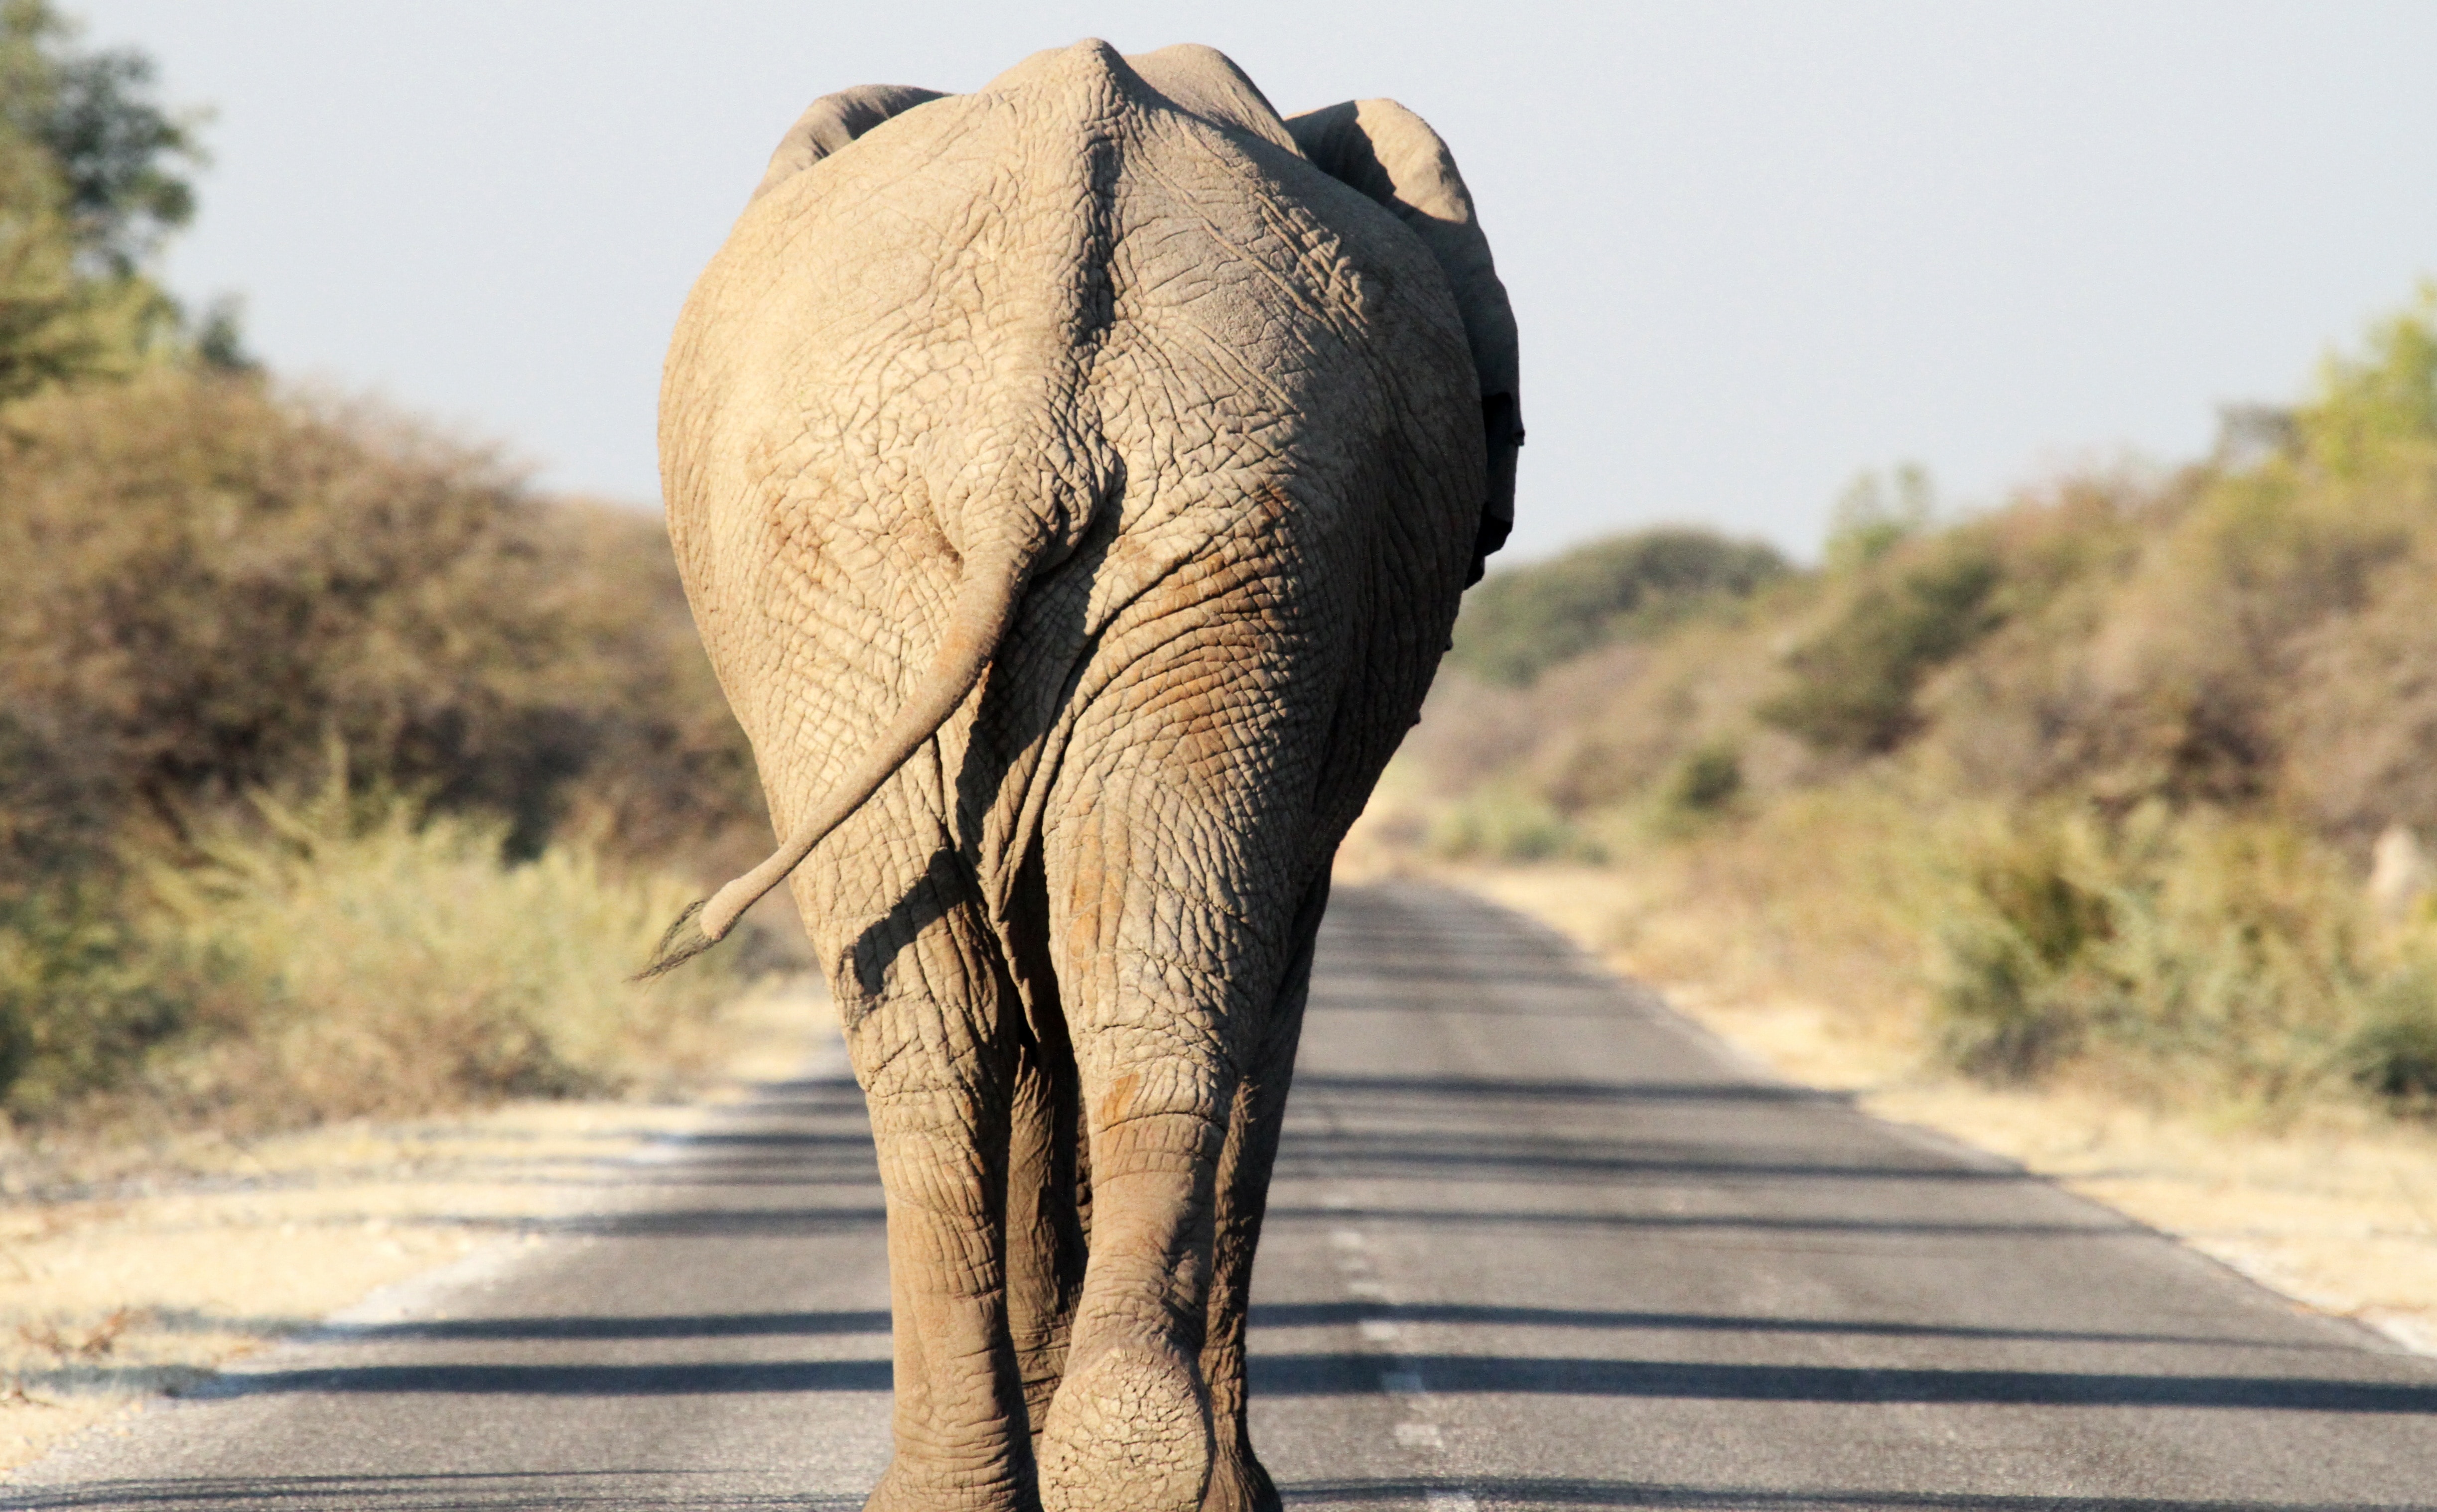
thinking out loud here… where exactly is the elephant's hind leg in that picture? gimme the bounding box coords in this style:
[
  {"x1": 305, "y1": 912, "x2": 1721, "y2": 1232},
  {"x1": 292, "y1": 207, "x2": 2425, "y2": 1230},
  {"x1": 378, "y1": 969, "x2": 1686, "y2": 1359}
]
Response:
[
  {"x1": 1031, "y1": 822, "x2": 1313, "y2": 1512},
  {"x1": 840, "y1": 859, "x2": 1038, "y2": 1512},
  {"x1": 1003, "y1": 944, "x2": 1090, "y2": 1447},
  {"x1": 1031, "y1": 1016, "x2": 1226, "y2": 1512},
  {"x1": 1198, "y1": 872, "x2": 1329, "y2": 1512}
]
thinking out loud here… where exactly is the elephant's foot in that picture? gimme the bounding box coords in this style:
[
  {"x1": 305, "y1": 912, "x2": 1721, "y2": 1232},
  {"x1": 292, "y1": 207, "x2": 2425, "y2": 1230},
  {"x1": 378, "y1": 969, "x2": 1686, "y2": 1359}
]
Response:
[
  {"x1": 1036, "y1": 1340, "x2": 1212, "y2": 1512},
  {"x1": 1200, "y1": 1444, "x2": 1281, "y2": 1512},
  {"x1": 863, "y1": 1455, "x2": 1032, "y2": 1512}
]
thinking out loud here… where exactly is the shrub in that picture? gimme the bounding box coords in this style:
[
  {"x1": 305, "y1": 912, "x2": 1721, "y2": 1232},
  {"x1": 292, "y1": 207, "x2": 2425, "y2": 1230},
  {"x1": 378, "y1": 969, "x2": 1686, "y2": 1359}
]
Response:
[
  {"x1": 0, "y1": 775, "x2": 746, "y2": 1128},
  {"x1": 2298, "y1": 280, "x2": 2437, "y2": 481},
  {"x1": 1927, "y1": 804, "x2": 2418, "y2": 1108},
  {"x1": 135, "y1": 780, "x2": 744, "y2": 1124},
  {"x1": 0, "y1": 882, "x2": 183, "y2": 1118},
  {"x1": 0, "y1": 371, "x2": 764, "y2": 865},
  {"x1": 2345, "y1": 969, "x2": 2437, "y2": 1109},
  {"x1": 1427, "y1": 786, "x2": 1603, "y2": 864},
  {"x1": 1449, "y1": 526, "x2": 1787, "y2": 687},
  {"x1": 1760, "y1": 540, "x2": 2004, "y2": 754},
  {"x1": 1393, "y1": 284, "x2": 2437, "y2": 1125},
  {"x1": 1631, "y1": 739, "x2": 1749, "y2": 840},
  {"x1": 1663, "y1": 740, "x2": 1744, "y2": 815},
  {"x1": 0, "y1": 17, "x2": 777, "y2": 1140},
  {"x1": 1822, "y1": 462, "x2": 1935, "y2": 573},
  {"x1": 1930, "y1": 814, "x2": 2115, "y2": 1082}
]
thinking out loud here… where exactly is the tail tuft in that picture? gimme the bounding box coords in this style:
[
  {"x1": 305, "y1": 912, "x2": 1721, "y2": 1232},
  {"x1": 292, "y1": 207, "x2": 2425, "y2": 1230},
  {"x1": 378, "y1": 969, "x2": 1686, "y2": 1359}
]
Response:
[{"x1": 633, "y1": 898, "x2": 721, "y2": 982}]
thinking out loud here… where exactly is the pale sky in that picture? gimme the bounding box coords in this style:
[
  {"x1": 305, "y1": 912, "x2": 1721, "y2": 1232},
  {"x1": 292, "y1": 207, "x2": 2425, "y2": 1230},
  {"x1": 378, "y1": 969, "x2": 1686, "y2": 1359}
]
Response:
[{"x1": 76, "y1": 1, "x2": 2437, "y2": 561}]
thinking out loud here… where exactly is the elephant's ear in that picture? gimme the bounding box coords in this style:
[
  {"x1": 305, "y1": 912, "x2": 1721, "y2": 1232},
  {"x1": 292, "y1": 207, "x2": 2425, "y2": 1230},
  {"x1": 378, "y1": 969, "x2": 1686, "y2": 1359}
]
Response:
[
  {"x1": 1288, "y1": 99, "x2": 1520, "y2": 581},
  {"x1": 749, "y1": 84, "x2": 949, "y2": 203}
]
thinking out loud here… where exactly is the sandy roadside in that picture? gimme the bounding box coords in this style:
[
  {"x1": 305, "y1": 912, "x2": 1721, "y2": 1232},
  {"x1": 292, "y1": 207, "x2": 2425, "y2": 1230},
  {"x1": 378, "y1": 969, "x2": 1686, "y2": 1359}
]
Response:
[
  {"x1": 1434, "y1": 863, "x2": 2437, "y2": 1358},
  {"x1": 0, "y1": 976, "x2": 836, "y2": 1475}
]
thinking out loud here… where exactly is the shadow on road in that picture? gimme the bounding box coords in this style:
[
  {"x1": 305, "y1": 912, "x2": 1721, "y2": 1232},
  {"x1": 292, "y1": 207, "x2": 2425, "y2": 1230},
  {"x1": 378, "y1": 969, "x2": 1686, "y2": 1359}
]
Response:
[
  {"x1": 1, "y1": 1470, "x2": 866, "y2": 1509},
  {"x1": 1263, "y1": 1205, "x2": 2134, "y2": 1239},
  {"x1": 17, "y1": 1474, "x2": 2425, "y2": 1512},
  {"x1": 319, "y1": 1310, "x2": 893, "y2": 1342},
  {"x1": 1291, "y1": 1074, "x2": 1846, "y2": 1105},
  {"x1": 1251, "y1": 1354, "x2": 2437, "y2": 1413},
  {"x1": 1244, "y1": 1302, "x2": 2338, "y2": 1352},
  {"x1": 184, "y1": 1350, "x2": 2436, "y2": 1415},
  {"x1": 1281, "y1": 1479, "x2": 2437, "y2": 1512}
]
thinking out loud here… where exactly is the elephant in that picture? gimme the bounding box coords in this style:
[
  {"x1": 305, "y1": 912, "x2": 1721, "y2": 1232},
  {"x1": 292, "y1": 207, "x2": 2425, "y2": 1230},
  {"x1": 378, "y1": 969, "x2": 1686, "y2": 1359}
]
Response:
[{"x1": 647, "y1": 39, "x2": 1519, "y2": 1512}]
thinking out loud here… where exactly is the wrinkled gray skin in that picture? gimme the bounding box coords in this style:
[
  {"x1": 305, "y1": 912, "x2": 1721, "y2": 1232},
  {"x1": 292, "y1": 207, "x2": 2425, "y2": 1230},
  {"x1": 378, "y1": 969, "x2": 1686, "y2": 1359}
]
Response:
[{"x1": 658, "y1": 40, "x2": 1518, "y2": 1512}]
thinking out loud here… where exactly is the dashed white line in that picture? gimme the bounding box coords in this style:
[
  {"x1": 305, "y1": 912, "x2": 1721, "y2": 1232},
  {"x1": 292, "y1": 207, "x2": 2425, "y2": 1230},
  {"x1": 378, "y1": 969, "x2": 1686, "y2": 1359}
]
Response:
[{"x1": 1320, "y1": 1190, "x2": 1469, "y2": 1483}]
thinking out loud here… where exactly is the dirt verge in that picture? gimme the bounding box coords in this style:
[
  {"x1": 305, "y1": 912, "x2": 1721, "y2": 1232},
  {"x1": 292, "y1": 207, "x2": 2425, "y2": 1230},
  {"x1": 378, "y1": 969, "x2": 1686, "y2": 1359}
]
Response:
[{"x1": 0, "y1": 977, "x2": 833, "y2": 1474}]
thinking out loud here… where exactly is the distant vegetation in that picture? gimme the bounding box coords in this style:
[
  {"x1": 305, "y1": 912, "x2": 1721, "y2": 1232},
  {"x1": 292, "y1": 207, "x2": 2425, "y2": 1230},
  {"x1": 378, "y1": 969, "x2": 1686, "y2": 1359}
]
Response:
[
  {"x1": 1448, "y1": 526, "x2": 1787, "y2": 686},
  {"x1": 0, "y1": 4, "x2": 769, "y2": 1138},
  {"x1": 1399, "y1": 283, "x2": 2437, "y2": 1121}
]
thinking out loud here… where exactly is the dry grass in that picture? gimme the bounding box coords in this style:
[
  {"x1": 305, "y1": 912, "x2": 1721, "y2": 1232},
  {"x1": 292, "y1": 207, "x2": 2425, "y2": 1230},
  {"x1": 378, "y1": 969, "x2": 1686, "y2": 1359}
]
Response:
[
  {"x1": 139, "y1": 782, "x2": 746, "y2": 1121},
  {"x1": 0, "y1": 773, "x2": 763, "y2": 1135}
]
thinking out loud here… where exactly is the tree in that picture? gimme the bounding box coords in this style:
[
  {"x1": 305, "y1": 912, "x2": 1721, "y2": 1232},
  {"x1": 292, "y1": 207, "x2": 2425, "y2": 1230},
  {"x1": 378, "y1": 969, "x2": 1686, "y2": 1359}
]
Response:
[
  {"x1": 1448, "y1": 526, "x2": 1788, "y2": 686},
  {"x1": 1823, "y1": 461, "x2": 1935, "y2": 573},
  {"x1": 2299, "y1": 280, "x2": 2437, "y2": 480},
  {"x1": 0, "y1": 0, "x2": 205, "y2": 399}
]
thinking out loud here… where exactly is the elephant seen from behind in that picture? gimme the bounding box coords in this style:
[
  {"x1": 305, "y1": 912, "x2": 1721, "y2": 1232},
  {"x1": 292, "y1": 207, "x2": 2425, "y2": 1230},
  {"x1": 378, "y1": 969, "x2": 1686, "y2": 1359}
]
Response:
[{"x1": 649, "y1": 39, "x2": 1519, "y2": 1512}]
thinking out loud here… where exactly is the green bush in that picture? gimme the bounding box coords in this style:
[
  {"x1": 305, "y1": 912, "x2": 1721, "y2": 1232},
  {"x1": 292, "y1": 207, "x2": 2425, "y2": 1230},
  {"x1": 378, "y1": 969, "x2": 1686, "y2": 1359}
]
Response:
[
  {"x1": 1450, "y1": 526, "x2": 1787, "y2": 687},
  {"x1": 2343, "y1": 969, "x2": 2437, "y2": 1108},
  {"x1": 1632, "y1": 738, "x2": 1748, "y2": 840},
  {"x1": 1924, "y1": 804, "x2": 2437, "y2": 1109},
  {"x1": 1933, "y1": 917, "x2": 2088, "y2": 1084},
  {"x1": 1660, "y1": 740, "x2": 1745, "y2": 816},
  {"x1": 1427, "y1": 787, "x2": 1604, "y2": 864},
  {"x1": 1931, "y1": 816, "x2": 2114, "y2": 1082},
  {"x1": 0, "y1": 882, "x2": 184, "y2": 1118},
  {"x1": 1760, "y1": 541, "x2": 2004, "y2": 754}
]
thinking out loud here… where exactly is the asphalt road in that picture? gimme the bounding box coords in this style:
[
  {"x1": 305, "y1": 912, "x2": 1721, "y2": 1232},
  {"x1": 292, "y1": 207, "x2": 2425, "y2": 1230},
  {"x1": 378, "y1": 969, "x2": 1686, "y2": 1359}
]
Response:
[{"x1": 15, "y1": 880, "x2": 2437, "y2": 1511}]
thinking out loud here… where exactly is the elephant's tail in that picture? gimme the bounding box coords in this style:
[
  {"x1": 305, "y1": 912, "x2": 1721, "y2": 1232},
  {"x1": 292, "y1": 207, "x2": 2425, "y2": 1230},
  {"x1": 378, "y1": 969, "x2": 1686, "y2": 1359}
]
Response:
[{"x1": 634, "y1": 534, "x2": 1037, "y2": 980}]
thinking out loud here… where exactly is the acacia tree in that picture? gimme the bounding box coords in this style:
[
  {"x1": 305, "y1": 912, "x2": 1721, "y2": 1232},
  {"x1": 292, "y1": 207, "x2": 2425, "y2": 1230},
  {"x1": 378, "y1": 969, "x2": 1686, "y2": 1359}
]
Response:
[{"x1": 0, "y1": 0, "x2": 212, "y2": 399}]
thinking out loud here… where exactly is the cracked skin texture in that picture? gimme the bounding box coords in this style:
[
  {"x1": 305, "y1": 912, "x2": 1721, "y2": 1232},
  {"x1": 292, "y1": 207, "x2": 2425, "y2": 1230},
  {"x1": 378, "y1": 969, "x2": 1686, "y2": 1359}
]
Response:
[{"x1": 661, "y1": 39, "x2": 1516, "y2": 1512}]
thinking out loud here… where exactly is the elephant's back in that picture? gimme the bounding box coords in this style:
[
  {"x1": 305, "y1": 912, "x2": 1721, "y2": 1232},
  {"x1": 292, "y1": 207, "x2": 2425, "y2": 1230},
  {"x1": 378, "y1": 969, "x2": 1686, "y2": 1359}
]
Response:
[
  {"x1": 664, "y1": 38, "x2": 1479, "y2": 559},
  {"x1": 659, "y1": 41, "x2": 1482, "y2": 832}
]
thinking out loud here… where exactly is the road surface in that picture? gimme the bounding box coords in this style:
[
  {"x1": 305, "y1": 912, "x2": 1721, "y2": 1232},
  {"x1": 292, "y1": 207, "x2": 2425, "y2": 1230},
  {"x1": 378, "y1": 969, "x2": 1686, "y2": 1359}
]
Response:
[{"x1": 14, "y1": 881, "x2": 2437, "y2": 1510}]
